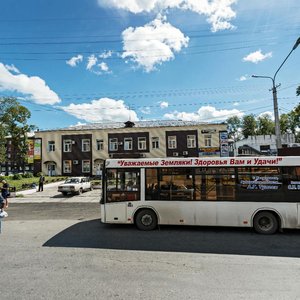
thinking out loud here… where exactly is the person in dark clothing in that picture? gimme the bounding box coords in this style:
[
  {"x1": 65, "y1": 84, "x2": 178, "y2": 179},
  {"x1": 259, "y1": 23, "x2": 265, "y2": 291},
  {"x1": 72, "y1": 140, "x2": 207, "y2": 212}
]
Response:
[
  {"x1": 38, "y1": 175, "x2": 45, "y2": 192},
  {"x1": 1, "y1": 180, "x2": 9, "y2": 208}
]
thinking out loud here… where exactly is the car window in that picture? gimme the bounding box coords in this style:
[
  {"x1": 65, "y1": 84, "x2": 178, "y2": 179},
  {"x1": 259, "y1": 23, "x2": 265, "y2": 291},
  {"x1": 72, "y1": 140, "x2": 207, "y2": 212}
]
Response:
[{"x1": 65, "y1": 178, "x2": 79, "y2": 184}]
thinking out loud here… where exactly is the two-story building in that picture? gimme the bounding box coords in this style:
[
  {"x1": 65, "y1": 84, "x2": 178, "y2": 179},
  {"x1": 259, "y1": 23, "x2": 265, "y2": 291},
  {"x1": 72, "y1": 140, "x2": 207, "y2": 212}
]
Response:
[{"x1": 33, "y1": 120, "x2": 227, "y2": 176}]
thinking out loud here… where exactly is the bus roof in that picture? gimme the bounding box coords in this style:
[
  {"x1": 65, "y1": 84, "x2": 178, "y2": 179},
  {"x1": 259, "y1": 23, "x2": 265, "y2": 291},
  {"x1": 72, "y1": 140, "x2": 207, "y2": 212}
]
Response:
[{"x1": 105, "y1": 156, "x2": 300, "y2": 168}]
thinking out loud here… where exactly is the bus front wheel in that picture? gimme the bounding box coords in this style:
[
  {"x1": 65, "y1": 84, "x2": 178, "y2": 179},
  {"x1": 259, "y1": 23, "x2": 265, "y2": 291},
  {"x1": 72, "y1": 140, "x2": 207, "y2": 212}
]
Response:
[
  {"x1": 135, "y1": 209, "x2": 157, "y2": 231},
  {"x1": 253, "y1": 211, "x2": 279, "y2": 234}
]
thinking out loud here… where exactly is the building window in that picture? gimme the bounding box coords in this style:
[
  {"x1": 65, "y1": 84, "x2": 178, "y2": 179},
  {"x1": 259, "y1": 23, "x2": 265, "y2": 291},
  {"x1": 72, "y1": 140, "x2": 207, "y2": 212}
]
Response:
[
  {"x1": 82, "y1": 160, "x2": 90, "y2": 173},
  {"x1": 138, "y1": 137, "x2": 147, "y2": 150},
  {"x1": 82, "y1": 139, "x2": 90, "y2": 152},
  {"x1": 96, "y1": 139, "x2": 104, "y2": 151},
  {"x1": 109, "y1": 138, "x2": 118, "y2": 151},
  {"x1": 63, "y1": 160, "x2": 72, "y2": 173},
  {"x1": 152, "y1": 137, "x2": 159, "y2": 149},
  {"x1": 63, "y1": 140, "x2": 72, "y2": 152},
  {"x1": 187, "y1": 135, "x2": 196, "y2": 148},
  {"x1": 48, "y1": 141, "x2": 55, "y2": 152},
  {"x1": 204, "y1": 134, "x2": 212, "y2": 147},
  {"x1": 168, "y1": 136, "x2": 177, "y2": 149},
  {"x1": 124, "y1": 138, "x2": 133, "y2": 151}
]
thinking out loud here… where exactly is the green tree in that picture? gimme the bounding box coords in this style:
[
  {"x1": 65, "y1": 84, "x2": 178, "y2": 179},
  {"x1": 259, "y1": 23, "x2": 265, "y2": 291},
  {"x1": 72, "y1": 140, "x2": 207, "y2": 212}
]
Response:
[
  {"x1": 226, "y1": 115, "x2": 242, "y2": 141},
  {"x1": 0, "y1": 123, "x2": 6, "y2": 163},
  {"x1": 257, "y1": 114, "x2": 275, "y2": 135},
  {"x1": 296, "y1": 85, "x2": 300, "y2": 96},
  {"x1": 242, "y1": 114, "x2": 257, "y2": 138},
  {"x1": 0, "y1": 97, "x2": 35, "y2": 172},
  {"x1": 280, "y1": 113, "x2": 291, "y2": 133},
  {"x1": 290, "y1": 102, "x2": 300, "y2": 142}
]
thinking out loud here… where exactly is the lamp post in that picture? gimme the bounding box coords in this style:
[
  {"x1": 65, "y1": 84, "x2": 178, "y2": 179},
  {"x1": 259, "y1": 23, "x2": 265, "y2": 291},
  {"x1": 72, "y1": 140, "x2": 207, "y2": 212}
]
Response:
[{"x1": 252, "y1": 37, "x2": 300, "y2": 152}]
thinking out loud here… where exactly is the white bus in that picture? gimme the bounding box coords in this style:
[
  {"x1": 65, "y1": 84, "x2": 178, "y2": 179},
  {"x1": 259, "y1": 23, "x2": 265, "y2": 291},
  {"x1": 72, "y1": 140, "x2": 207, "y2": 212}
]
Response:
[{"x1": 100, "y1": 156, "x2": 300, "y2": 234}]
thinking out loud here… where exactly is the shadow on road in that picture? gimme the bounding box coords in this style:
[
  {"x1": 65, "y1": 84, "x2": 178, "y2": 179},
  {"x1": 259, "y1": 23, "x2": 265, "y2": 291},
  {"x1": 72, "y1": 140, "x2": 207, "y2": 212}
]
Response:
[{"x1": 43, "y1": 219, "x2": 300, "y2": 258}]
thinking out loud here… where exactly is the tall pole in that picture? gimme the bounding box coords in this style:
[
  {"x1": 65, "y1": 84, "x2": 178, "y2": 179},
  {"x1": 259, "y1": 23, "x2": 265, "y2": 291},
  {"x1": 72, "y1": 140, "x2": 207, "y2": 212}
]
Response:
[
  {"x1": 252, "y1": 37, "x2": 300, "y2": 153},
  {"x1": 271, "y1": 78, "x2": 282, "y2": 149}
]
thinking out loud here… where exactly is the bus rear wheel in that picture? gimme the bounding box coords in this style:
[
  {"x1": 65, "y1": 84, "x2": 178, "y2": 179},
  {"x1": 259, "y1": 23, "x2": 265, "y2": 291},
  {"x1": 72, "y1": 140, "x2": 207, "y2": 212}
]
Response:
[
  {"x1": 253, "y1": 211, "x2": 279, "y2": 234},
  {"x1": 135, "y1": 209, "x2": 157, "y2": 231}
]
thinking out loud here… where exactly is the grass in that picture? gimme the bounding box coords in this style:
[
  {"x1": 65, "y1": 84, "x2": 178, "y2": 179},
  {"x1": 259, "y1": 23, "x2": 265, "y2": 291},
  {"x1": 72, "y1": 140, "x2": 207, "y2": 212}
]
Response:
[{"x1": 1, "y1": 176, "x2": 66, "y2": 192}]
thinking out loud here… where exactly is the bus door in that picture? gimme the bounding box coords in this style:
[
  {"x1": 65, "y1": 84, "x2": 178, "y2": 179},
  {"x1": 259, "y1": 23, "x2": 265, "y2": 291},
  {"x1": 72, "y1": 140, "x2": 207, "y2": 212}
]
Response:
[
  {"x1": 194, "y1": 168, "x2": 236, "y2": 225},
  {"x1": 204, "y1": 175, "x2": 218, "y2": 200},
  {"x1": 195, "y1": 168, "x2": 236, "y2": 201},
  {"x1": 104, "y1": 168, "x2": 140, "y2": 223}
]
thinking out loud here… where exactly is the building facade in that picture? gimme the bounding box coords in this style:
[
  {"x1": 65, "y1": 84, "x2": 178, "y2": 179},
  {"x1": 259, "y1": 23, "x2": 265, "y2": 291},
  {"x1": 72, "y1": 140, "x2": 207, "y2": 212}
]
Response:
[
  {"x1": 234, "y1": 133, "x2": 297, "y2": 156},
  {"x1": 0, "y1": 133, "x2": 40, "y2": 176},
  {"x1": 34, "y1": 120, "x2": 227, "y2": 176}
]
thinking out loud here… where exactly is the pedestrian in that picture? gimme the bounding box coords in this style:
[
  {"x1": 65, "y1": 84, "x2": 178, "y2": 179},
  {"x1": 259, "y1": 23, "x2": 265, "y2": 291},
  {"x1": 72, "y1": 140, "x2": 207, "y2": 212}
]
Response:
[
  {"x1": 1, "y1": 180, "x2": 9, "y2": 209},
  {"x1": 0, "y1": 193, "x2": 5, "y2": 212},
  {"x1": 38, "y1": 174, "x2": 45, "y2": 192}
]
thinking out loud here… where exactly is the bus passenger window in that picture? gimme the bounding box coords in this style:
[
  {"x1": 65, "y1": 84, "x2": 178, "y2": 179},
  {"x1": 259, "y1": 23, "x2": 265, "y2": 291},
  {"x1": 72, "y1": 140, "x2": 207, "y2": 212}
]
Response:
[{"x1": 105, "y1": 168, "x2": 140, "y2": 202}]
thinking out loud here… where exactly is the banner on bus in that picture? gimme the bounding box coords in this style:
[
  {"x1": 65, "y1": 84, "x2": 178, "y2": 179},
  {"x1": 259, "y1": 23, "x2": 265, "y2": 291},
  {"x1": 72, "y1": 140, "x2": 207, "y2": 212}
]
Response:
[{"x1": 106, "y1": 156, "x2": 299, "y2": 168}]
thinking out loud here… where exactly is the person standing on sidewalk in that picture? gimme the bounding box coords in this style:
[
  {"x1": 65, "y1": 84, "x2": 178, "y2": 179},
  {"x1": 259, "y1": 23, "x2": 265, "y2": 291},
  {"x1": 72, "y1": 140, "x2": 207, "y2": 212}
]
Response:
[
  {"x1": 38, "y1": 174, "x2": 45, "y2": 192},
  {"x1": 1, "y1": 180, "x2": 9, "y2": 209}
]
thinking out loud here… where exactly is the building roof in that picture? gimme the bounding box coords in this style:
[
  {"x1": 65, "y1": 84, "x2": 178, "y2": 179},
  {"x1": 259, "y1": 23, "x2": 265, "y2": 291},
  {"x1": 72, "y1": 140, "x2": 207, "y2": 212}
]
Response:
[{"x1": 38, "y1": 120, "x2": 225, "y2": 132}]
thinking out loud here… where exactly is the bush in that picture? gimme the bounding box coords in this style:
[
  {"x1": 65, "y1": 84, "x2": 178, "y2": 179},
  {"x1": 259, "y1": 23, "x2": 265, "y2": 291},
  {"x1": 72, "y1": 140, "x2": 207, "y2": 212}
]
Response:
[
  {"x1": 23, "y1": 173, "x2": 34, "y2": 178},
  {"x1": 0, "y1": 176, "x2": 5, "y2": 181},
  {"x1": 12, "y1": 174, "x2": 22, "y2": 180}
]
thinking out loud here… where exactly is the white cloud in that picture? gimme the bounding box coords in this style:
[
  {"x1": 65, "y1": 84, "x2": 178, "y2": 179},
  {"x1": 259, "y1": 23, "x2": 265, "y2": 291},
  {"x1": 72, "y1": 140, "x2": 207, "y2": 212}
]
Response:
[
  {"x1": 238, "y1": 75, "x2": 248, "y2": 81},
  {"x1": 87, "y1": 55, "x2": 98, "y2": 70},
  {"x1": 0, "y1": 63, "x2": 60, "y2": 105},
  {"x1": 233, "y1": 102, "x2": 239, "y2": 106},
  {"x1": 164, "y1": 105, "x2": 243, "y2": 122},
  {"x1": 99, "y1": 50, "x2": 113, "y2": 59},
  {"x1": 243, "y1": 50, "x2": 272, "y2": 64},
  {"x1": 258, "y1": 111, "x2": 274, "y2": 120},
  {"x1": 60, "y1": 97, "x2": 139, "y2": 122},
  {"x1": 159, "y1": 101, "x2": 169, "y2": 108},
  {"x1": 98, "y1": 0, "x2": 237, "y2": 32},
  {"x1": 4, "y1": 64, "x2": 20, "y2": 74},
  {"x1": 66, "y1": 55, "x2": 83, "y2": 67},
  {"x1": 122, "y1": 17, "x2": 189, "y2": 72},
  {"x1": 99, "y1": 62, "x2": 110, "y2": 72},
  {"x1": 140, "y1": 106, "x2": 151, "y2": 114}
]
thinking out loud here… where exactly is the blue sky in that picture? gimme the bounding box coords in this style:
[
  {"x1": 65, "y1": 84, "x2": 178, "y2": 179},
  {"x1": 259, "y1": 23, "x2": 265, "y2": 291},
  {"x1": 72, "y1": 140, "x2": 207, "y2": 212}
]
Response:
[{"x1": 0, "y1": 0, "x2": 299, "y2": 130}]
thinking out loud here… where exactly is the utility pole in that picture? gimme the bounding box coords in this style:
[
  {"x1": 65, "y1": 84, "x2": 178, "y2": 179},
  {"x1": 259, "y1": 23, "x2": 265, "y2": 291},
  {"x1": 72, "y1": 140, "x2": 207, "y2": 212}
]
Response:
[{"x1": 252, "y1": 37, "x2": 300, "y2": 152}]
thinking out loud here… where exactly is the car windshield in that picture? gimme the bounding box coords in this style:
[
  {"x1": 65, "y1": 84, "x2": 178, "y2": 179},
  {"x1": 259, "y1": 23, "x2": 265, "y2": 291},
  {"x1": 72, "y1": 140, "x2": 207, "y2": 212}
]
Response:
[{"x1": 65, "y1": 178, "x2": 80, "y2": 184}]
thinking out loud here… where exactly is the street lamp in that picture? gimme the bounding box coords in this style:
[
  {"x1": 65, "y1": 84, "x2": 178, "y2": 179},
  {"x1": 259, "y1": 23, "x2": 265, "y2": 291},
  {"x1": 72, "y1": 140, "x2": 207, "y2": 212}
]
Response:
[{"x1": 252, "y1": 37, "x2": 300, "y2": 151}]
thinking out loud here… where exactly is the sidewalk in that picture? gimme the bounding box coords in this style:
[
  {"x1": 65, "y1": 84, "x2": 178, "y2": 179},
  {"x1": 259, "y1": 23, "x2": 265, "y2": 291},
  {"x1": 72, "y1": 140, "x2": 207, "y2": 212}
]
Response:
[
  {"x1": 15, "y1": 181, "x2": 65, "y2": 196},
  {"x1": 9, "y1": 181, "x2": 101, "y2": 203}
]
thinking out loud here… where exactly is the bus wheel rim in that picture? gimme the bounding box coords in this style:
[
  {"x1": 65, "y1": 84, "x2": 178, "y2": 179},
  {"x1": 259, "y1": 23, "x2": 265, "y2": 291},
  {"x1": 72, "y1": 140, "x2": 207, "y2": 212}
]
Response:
[
  {"x1": 259, "y1": 217, "x2": 273, "y2": 230},
  {"x1": 141, "y1": 214, "x2": 152, "y2": 226}
]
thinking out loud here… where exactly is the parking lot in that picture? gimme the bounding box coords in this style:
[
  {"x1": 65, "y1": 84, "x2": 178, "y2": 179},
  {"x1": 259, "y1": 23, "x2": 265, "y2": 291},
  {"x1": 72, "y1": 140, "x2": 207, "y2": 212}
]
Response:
[{"x1": 9, "y1": 181, "x2": 101, "y2": 204}]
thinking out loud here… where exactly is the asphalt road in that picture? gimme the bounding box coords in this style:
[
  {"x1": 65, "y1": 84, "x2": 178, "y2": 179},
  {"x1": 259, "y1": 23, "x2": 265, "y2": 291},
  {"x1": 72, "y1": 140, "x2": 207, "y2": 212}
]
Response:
[
  {"x1": 1, "y1": 188, "x2": 300, "y2": 299},
  {"x1": 3, "y1": 202, "x2": 300, "y2": 257}
]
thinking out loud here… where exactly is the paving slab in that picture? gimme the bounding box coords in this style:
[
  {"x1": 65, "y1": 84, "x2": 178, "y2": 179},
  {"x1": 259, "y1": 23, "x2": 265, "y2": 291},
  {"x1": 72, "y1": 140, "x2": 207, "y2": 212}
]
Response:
[{"x1": 9, "y1": 181, "x2": 101, "y2": 203}]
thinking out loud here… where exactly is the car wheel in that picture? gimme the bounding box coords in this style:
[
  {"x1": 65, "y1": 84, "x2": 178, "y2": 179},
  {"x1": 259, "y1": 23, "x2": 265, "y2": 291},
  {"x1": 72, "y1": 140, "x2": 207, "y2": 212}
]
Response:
[
  {"x1": 253, "y1": 211, "x2": 279, "y2": 234},
  {"x1": 77, "y1": 188, "x2": 83, "y2": 195},
  {"x1": 135, "y1": 209, "x2": 157, "y2": 231},
  {"x1": 62, "y1": 192, "x2": 68, "y2": 196}
]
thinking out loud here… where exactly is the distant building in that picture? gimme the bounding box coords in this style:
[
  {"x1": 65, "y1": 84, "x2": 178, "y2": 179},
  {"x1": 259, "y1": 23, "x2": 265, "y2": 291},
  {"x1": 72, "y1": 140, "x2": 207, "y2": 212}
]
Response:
[
  {"x1": 234, "y1": 133, "x2": 297, "y2": 156},
  {"x1": 0, "y1": 133, "x2": 38, "y2": 176},
  {"x1": 33, "y1": 120, "x2": 227, "y2": 176}
]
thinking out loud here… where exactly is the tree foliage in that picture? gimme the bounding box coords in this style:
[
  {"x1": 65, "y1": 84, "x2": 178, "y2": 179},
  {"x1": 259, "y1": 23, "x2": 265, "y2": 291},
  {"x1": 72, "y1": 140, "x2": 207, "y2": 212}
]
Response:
[
  {"x1": 242, "y1": 114, "x2": 257, "y2": 138},
  {"x1": 226, "y1": 116, "x2": 242, "y2": 141},
  {"x1": 257, "y1": 114, "x2": 275, "y2": 135},
  {"x1": 226, "y1": 100, "x2": 300, "y2": 142},
  {"x1": 0, "y1": 97, "x2": 35, "y2": 170}
]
